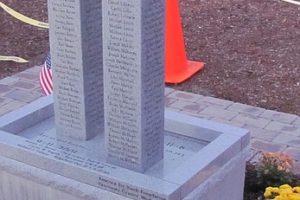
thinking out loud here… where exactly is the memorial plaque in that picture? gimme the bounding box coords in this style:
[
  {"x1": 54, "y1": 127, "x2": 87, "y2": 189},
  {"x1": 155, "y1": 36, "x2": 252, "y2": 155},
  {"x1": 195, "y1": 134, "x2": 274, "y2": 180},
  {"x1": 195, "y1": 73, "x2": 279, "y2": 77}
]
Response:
[
  {"x1": 48, "y1": 0, "x2": 103, "y2": 140},
  {"x1": 103, "y1": 0, "x2": 165, "y2": 172}
]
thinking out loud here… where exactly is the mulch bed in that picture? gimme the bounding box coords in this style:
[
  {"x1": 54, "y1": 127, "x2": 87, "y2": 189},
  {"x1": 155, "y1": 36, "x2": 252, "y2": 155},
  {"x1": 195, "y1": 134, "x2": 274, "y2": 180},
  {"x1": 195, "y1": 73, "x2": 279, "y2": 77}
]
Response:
[
  {"x1": 0, "y1": 0, "x2": 300, "y2": 116},
  {"x1": 0, "y1": 0, "x2": 49, "y2": 79},
  {"x1": 175, "y1": 0, "x2": 300, "y2": 115}
]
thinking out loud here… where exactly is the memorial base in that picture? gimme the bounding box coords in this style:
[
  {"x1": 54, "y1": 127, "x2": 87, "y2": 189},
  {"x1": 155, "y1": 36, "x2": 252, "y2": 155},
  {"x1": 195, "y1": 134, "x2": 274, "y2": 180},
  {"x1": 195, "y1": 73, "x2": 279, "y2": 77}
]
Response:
[
  {"x1": 0, "y1": 149, "x2": 248, "y2": 200},
  {"x1": 0, "y1": 96, "x2": 250, "y2": 200}
]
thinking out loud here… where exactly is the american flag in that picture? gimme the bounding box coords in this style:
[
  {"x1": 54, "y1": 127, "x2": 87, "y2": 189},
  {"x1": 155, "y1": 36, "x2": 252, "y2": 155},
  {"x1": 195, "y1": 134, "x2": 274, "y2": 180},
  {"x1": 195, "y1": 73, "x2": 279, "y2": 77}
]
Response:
[{"x1": 39, "y1": 53, "x2": 53, "y2": 95}]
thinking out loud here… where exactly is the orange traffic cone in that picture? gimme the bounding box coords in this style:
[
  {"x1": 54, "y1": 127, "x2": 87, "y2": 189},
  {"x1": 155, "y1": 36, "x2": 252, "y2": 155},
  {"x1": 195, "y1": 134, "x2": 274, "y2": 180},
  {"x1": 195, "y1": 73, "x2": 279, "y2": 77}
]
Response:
[{"x1": 165, "y1": 0, "x2": 205, "y2": 84}]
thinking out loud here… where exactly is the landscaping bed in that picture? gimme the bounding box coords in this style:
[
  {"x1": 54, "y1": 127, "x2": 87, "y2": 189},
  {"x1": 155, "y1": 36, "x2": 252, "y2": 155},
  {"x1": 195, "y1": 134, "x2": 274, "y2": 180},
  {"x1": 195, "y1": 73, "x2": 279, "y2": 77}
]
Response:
[{"x1": 1, "y1": 0, "x2": 300, "y2": 115}]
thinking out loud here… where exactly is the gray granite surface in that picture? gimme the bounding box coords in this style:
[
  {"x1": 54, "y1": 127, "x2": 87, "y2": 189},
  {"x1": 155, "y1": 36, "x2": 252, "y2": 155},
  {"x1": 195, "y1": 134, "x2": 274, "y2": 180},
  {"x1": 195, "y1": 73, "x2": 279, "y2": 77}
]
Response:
[
  {"x1": 48, "y1": 0, "x2": 104, "y2": 140},
  {"x1": 103, "y1": 0, "x2": 165, "y2": 172}
]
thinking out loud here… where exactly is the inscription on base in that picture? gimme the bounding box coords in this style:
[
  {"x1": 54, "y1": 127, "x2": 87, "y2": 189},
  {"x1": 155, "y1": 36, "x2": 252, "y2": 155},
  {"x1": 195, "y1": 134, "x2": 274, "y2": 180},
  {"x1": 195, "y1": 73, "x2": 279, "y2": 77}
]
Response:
[{"x1": 14, "y1": 130, "x2": 203, "y2": 200}]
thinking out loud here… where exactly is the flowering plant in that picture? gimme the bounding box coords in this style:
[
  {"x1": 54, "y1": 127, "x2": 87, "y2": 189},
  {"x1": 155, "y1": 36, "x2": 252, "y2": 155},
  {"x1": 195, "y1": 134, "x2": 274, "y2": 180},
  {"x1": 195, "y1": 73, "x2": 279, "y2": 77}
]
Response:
[
  {"x1": 256, "y1": 152, "x2": 294, "y2": 187},
  {"x1": 244, "y1": 151, "x2": 300, "y2": 200},
  {"x1": 264, "y1": 184, "x2": 300, "y2": 200}
]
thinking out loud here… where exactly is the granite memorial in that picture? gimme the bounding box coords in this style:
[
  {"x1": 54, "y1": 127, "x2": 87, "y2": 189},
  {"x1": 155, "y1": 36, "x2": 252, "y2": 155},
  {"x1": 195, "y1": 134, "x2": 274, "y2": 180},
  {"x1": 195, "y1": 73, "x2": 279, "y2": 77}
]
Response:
[
  {"x1": 48, "y1": 0, "x2": 104, "y2": 140},
  {"x1": 103, "y1": 0, "x2": 165, "y2": 172},
  {"x1": 0, "y1": 0, "x2": 250, "y2": 199}
]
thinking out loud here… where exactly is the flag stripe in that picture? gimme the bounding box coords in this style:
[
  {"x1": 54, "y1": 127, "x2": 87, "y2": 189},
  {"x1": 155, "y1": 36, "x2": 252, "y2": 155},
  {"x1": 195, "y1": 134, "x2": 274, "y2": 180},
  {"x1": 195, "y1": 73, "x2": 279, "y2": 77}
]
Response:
[
  {"x1": 39, "y1": 55, "x2": 53, "y2": 96},
  {"x1": 42, "y1": 64, "x2": 52, "y2": 93},
  {"x1": 40, "y1": 67, "x2": 51, "y2": 95},
  {"x1": 40, "y1": 67, "x2": 50, "y2": 95},
  {"x1": 44, "y1": 65, "x2": 53, "y2": 88}
]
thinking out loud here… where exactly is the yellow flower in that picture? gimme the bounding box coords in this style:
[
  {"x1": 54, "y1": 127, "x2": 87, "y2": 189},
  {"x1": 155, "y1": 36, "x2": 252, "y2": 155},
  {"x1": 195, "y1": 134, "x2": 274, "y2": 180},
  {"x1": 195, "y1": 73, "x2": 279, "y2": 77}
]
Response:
[
  {"x1": 288, "y1": 193, "x2": 300, "y2": 200},
  {"x1": 280, "y1": 184, "x2": 293, "y2": 190},
  {"x1": 266, "y1": 187, "x2": 275, "y2": 192},
  {"x1": 273, "y1": 196, "x2": 284, "y2": 200},
  {"x1": 279, "y1": 188, "x2": 293, "y2": 196},
  {"x1": 264, "y1": 190, "x2": 272, "y2": 197},
  {"x1": 265, "y1": 187, "x2": 280, "y2": 197},
  {"x1": 293, "y1": 187, "x2": 300, "y2": 193},
  {"x1": 272, "y1": 188, "x2": 280, "y2": 194},
  {"x1": 264, "y1": 185, "x2": 300, "y2": 200}
]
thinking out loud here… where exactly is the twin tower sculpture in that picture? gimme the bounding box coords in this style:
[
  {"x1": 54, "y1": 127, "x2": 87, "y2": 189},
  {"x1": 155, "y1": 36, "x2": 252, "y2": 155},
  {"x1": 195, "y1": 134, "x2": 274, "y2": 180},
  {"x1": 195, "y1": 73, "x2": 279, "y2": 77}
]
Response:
[{"x1": 48, "y1": 0, "x2": 165, "y2": 172}]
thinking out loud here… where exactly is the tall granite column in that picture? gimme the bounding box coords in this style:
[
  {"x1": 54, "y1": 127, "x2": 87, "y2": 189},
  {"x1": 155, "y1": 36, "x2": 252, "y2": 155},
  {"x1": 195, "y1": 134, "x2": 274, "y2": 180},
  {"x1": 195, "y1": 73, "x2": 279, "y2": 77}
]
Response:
[
  {"x1": 103, "y1": 0, "x2": 165, "y2": 172},
  {"x1": 48, "y1": 0, "x2": 103, "y2": 140}
]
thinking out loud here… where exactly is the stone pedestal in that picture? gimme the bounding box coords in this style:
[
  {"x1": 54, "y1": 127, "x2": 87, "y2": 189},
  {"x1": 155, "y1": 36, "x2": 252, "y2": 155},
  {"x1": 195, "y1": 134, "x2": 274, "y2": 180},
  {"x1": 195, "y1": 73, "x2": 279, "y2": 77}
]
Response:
[
  {"x1": 0, "y1": 149, "x2": 248, "y2": 200},
  {"x1": 0, "y1": 96, "x2": 250, "y2": 200}
]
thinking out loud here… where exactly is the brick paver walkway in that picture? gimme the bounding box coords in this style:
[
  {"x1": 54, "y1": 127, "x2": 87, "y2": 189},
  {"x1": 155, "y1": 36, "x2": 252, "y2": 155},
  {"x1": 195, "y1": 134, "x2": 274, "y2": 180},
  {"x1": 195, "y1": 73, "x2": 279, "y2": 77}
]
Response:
[{"x1": 0, "y1": 66, "x2": 299, "y2": 172}]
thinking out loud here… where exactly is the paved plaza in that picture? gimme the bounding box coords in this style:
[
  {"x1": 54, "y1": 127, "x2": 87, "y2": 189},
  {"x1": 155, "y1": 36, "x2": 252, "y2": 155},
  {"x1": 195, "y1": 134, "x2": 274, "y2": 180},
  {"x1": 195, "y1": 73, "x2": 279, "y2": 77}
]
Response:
[{"x1": 0, "y1": 65, "x2": 299, "y2": 172}]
